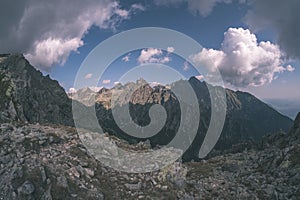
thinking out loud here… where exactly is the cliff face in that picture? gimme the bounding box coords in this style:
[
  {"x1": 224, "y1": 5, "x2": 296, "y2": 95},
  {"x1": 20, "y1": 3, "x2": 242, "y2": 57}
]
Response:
[{"x1": 0, "y1": 54, "x2": 73, "y2": 126}]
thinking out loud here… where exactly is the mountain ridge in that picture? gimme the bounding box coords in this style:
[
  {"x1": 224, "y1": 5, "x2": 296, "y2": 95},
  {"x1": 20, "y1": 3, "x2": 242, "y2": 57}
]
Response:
[
  {"x1": 0, "y1": 53, "x2": 73, "y2": 126},
  {"x1": 71, "y1": 73, "x2": 293, "y2": 160},
  {"x1": 0, "y1": 54, "x2": 294, "y2": 161}
]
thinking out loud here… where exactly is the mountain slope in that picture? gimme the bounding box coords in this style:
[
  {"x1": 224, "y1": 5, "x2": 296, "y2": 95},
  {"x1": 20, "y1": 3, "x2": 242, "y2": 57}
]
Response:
[
  {"x1": 0, "y1": 54, "x2": 293, "y2": 161},
  {"x1": 0, "y1": 54, "x2": 73, "y2": 126},
  {"x1": 73, "y1": 77, "x2": 293, "y2": 160}
]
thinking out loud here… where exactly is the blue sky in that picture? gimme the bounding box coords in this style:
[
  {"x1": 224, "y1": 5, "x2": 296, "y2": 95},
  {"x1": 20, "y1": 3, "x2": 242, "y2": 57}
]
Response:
[
  {"x1": 47, "y1": 1, "x2": 299, "y2": 102},
  {"x1": 0, "y1": 0, "x2": 299, "y2": 102}
]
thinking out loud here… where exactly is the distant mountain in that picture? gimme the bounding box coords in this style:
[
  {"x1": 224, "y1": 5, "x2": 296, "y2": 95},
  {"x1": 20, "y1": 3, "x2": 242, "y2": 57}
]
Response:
[
  {"x1": 71, "y1": 77, "x2": 294, "y2": 161},
  {"x1": 0, "y1": 54, "x2": 73, "y2": 126}
]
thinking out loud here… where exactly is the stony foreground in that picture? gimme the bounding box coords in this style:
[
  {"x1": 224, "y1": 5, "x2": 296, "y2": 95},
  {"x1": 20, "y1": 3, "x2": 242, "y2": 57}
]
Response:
[{"x1": 0, "y1": 122, "x2": 299, "y2": 200}]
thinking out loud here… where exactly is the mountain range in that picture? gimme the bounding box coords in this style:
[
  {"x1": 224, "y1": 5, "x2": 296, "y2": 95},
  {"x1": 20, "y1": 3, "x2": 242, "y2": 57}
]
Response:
[
  {"x1": 0, "y1": 53, "x2": 299, "y2": 199},
  {"x1": 0, "y1": 54, "x2": 294, "y2": 161},
  {"x1": 72, "y1": 77, "x2": 293, "y2": 160}
]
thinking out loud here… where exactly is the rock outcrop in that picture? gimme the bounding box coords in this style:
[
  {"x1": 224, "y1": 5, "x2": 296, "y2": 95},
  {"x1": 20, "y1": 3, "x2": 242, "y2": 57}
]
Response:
[{"x1": 0, "y1": 54, "x2": 73, "y2": 126}]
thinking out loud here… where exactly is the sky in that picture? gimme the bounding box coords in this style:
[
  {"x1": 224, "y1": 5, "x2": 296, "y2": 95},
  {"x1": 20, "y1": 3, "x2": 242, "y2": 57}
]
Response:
[{"x1": 0, "y1": 0, "x2": 299, "y2": 104}]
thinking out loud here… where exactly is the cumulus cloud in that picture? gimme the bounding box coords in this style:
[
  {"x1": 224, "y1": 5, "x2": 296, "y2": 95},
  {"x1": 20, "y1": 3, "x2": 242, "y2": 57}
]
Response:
[
  {"x1": 0, "y1": 0, "x2": 142, "y2": 71},
  {"x1": 167, "y1": 47, "x2": 175, "y2": 53},
  {"x1": 84, "y1": 73, "x2": 93, "y2": 79},
  {"x1": 138, "y1": 48, "x2": 162, "y2": 63},
  {"x1": 102, "y1": 79, "x2": 111, "y2": 84},
  {"x1": 154, "y1": 0, "x2": 233, "y2": 17},
  {"x1": 122, "y1": 54, "x2": 130, "y2": 62},
  {"x1": 190, "y1": 28, "x2": 293, "y2": 87},
  {"x1": 154, "y1": 0, "x2": 300, "y2": 60},
  {"x1": 245, "y1": 0, "x2": 300, "y2": 60},
  {"x1": 24, "y1": 38, "x2": 83, "y2": 68},
  {"x1": 137, "y1": 48, "x2": 171, "y2": 64}
]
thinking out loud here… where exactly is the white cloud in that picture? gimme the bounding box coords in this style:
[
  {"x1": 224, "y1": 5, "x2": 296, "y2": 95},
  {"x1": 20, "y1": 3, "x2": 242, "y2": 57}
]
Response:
[
  {"x1": 102, "y1": 79, "x2": 111, "y2": 84},
  {"x1": 0, "y1": 0, "x2": 142, "y2": 71},
  {"x1": 138, "y1": 48, "x2": 162, "y2": 63},
  {"x1": 114, "y1": 9, "x2": 129, "y2": 18},
  {"x1": 114, "y1": 81, "x2": 121, "y2": 85},
  {"x1": 160, "y1": 56, "x2": 171, "y2": 63},
  {"x1": 68, "y1": 88, "x2": 77, "y2": 94},
  {"x1": 190, "y1": 48, "x2": 225, "y2": 72},
  {"x1": 195, "y1": 75, "x2": 204, "y2": 80},
  {"x1": 84, "y1": 73, "x2": 93, "y2": 79},
  {"x1": 25, "y1": 37, "x2": 83, "y2": 68},
  {"x1": 286, "y1": 65, "x2": 295, "y2": 72},
  {"x1": 137, "y1": 48, "x2": 171, "y2": 64},
  {"x1": 167, "y1": 47, "x2": 175, "y2": 53},
  {"x1": 154, "y1": 0, "x2": 300, "y2": 61},
  {"x1": 122, "y1": 54, "x2": 130, "y2": 62},
  {"x1": 190, "y1": 28, "x2": 293, "y2": 87},
  {"x1": 131, "y1": 4, "x2": 146, "y2": 11}
]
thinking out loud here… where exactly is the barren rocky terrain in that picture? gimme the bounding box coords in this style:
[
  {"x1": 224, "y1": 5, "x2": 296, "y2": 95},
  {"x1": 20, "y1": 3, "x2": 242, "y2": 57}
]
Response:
[{"x1": 0, "y1": 113, "x2": 299, "y2": 199}]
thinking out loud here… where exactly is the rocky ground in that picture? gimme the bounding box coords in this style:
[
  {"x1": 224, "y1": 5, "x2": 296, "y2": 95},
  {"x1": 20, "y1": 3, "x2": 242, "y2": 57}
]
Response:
[{"x1": 0, "y1": 116, "x2": 299, "y2": 199}]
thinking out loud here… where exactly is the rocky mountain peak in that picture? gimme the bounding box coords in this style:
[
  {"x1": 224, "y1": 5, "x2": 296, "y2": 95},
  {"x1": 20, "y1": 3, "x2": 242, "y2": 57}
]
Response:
[
  {"x1": 136, "y1": 78, "x2": 148, "y2": 85},
  {"x1": 0, "y1": 54, "x2": 73, "y2": 126}
]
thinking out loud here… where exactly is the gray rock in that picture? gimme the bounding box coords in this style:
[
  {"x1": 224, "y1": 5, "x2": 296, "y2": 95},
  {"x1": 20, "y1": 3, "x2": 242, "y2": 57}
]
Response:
[
  {"x1": 41, "y1": 185, "x2": 52, "y2": 200},
  {"x1": 125, "y1": 182, "x2": 142, "y2": 190},
  {"x1": 57, "y1": 176, "x2": 68, "y2": 188},
  {"x1": 0, "y1": 154, "x2": 11, "y2": 164},
  {"x1": 40, "y1": 167, "x2": 47, "y2": 183},
  {"x1": 18, "y1": 180, "x2": 35, "y2": 195}
]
